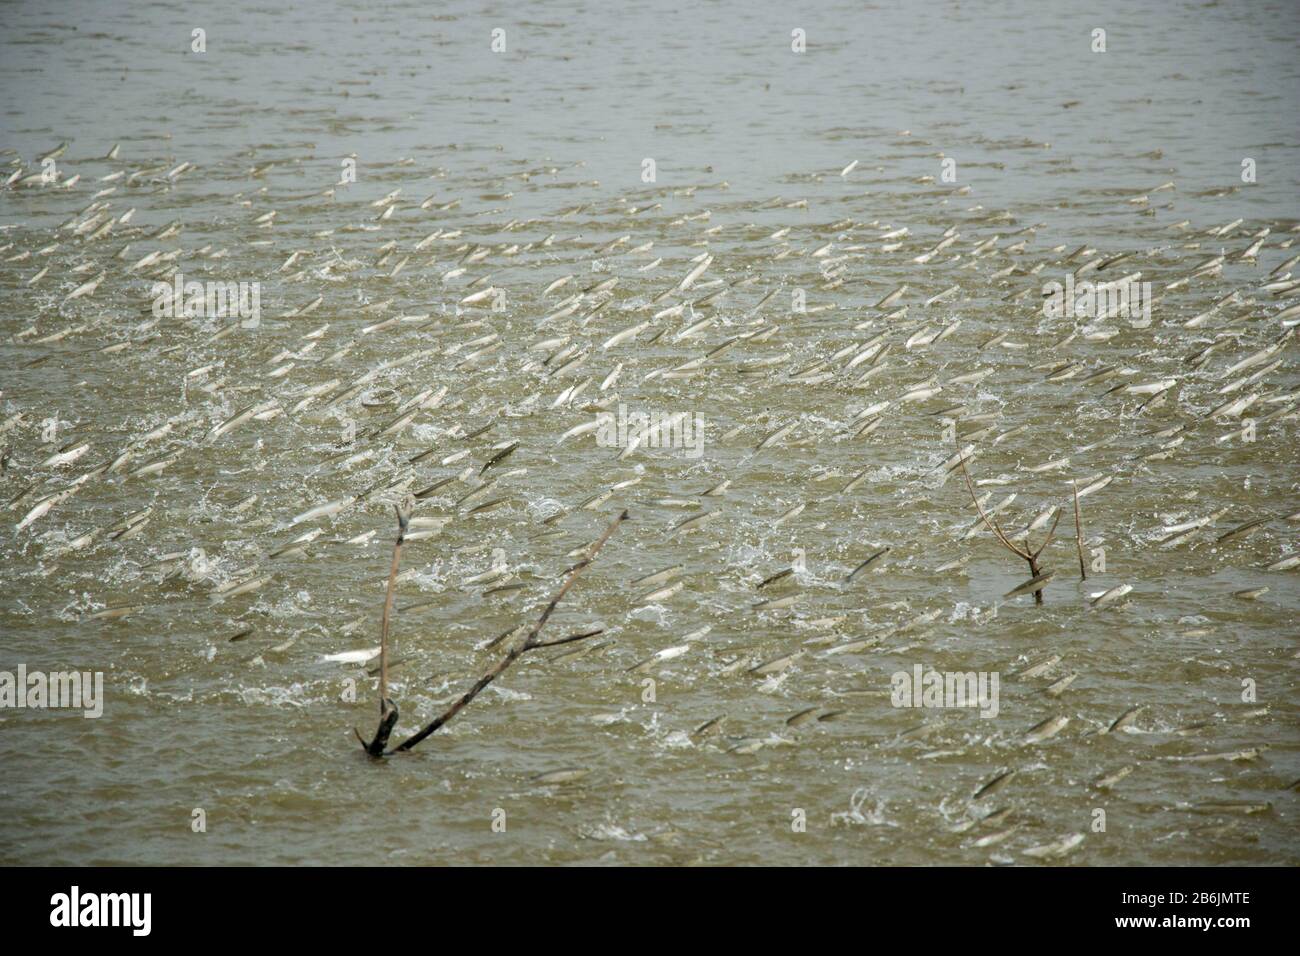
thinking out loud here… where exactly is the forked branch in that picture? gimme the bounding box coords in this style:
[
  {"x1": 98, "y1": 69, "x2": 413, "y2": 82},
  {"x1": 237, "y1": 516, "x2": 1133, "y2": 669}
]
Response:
[
  {"x1": 955, "y1": 438, "x2": 1059, "y2": 605},
  {"x1": 1031, "y1": 506, "x2": 1063, "y2": 562},
  {"x1": 956, "y1": 447, "x2": 1031, "y2": 560},
  {"x1": 389, "y1": 509, "x2": 630, "y2": 754}
]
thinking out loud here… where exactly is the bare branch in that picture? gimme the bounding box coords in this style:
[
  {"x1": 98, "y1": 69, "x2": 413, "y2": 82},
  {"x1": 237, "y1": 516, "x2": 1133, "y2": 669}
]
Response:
[
  {"x1": 1072, "y1": 480, "x2": 1087, "y2": 581},
  {"x1": 1031, "y1": 506, "x2": 1063, "y2": 561},
  {"x1": 532, "y1": 627, "x2": 606, "y2": 649},
  {"x1": 358, "y1": 506, "x2": 409, "y2": 756},
  {"x1": 955, "y1": 440, "x2": 1031, "y2": 560},
  {"x1": 391, "y1": 509, "x2": 630, "y2": 754},
  {"x1": 379, "y1": 503, "x2": 409, "y2": 703}
]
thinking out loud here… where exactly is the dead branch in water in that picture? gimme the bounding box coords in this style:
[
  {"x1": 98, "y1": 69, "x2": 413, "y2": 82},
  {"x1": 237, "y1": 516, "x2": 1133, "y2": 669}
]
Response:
[
  {"x1": 1072, "y1": 480, "x2": 1087, "y2": 582},
  {"x1": 956, "y1": 441, "x2": 1060, "y2": 605},
  {"x1": 388, "y1": 508, "x2": 630, "y2": 755},
  {"x1": 356, "y1": 504, "x2": 410, "y2": 757}
]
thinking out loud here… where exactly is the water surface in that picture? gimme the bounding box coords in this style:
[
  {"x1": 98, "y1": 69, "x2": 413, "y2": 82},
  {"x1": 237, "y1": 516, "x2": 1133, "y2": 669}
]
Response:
[{"x1": 1, "y1": 0, "x2": 1297, "y2": 865}]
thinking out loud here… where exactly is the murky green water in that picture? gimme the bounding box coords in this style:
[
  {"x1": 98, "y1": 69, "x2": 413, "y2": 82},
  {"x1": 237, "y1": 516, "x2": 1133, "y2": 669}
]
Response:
[{"x1": 1, "y1": 0, "x2": 1297, "y2": 865}]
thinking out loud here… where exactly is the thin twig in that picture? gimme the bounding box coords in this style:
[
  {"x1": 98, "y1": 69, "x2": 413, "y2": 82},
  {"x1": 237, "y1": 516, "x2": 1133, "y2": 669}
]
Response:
[
  {"x1": 956, "y1": 444, "x2": 1031, "y2": 560},
  {"x1": 1027, "y1": 507, "x2": 1062, "y2": 604},
  {"x1": 1031, "y1": 507, "x2": 1063, "y2": 561},
  {"x1": 532, "y1": 627, "x2": 606, "y2": 649},
  {"x1": 956, "y1": 436, "x2": 1062, "y2": 605},
  {"x1": 1072, "y1": 480, "x2": 1087, "y2": 581},
  {"x1": 379, "y1": 503, "x2": 409, "y2": 704},
  {"x1": 357, "y1": 504, "x2": 410, "y2": 756},
  {"x1": 391, "y1": 509, "x2": 629, "y2": 754}
]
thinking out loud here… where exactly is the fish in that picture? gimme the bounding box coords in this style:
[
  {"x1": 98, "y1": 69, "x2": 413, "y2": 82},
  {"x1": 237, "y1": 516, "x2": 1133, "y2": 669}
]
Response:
[
  {"x1": 845, "y1": 547, "x2": 890, "y2": 583},
  {"x1": 670, "y1": 511, "x2": 717, "y2": 534},
  {"x1": 1166, "y1": 747, "x2": 1267, "y2": 763},
  {"x1": 1014, "y1": 655, "x2": 1061, "y2": 681},
  {"x1": 1004, "y1": 571, "x2": 1054, "y2": 600},
  {"x1": 972, "y1": 769, "x2": 1017, "y2": 800},
  {"x1": 757, "y1": 567, "x2": 794, "y2": 589},
  {"x1": 292, "y1": 497, "x2": 356, "y2": 526},
  {"x1": 83, "y1": 604, "x2": 142, "y2": 622},
  {"x1": 632, "y1": 565, "x2": 684, "y2": 589},
  {"x1": 1094, "y1": 766, "x2": 1134, "y2": 790},
  {"x1": 1022, "y1": 715, "x2": 1069, "y2": 744},
  {"x1": 41, "y1": 441, "x2": 92, "y2": 467},
  {"x1": 1189, "y1": 802, "x2": 1272, "y2": 816},
  {"x1": 756, "y1": 422, "x2": 797, "y2": 450},
  {"x1": 1022, "y1": 833, "x2": 1085, "y2": 859},
  {"x1": 749, "y1": 651, "x2": 804, "y2": 676},
  {"x1": 480, "y1": 441, "x2": 519, "y2": 475},
  {"x1": 532, "y1": 768, "x2": 590, "y2": 785},
  {"x1": 321, "y1": 648, "x2": 380, "y2": 664},
  {"x1": 823, "y1": 637, "x2": 880, "y2": 656},
  {"x1": 638, "y1": 580, "x2": 684, "y2": 604},
  {"x1": 627, "y1": 644, "x2": 690, "y2": 672},
  {"x1": 16, "y1": 490, "x2": 74, "y2": 532},
  {"x1": 1216, "y1": 516, "x2": 1270, "y2": 543},
  {"x1": 206, "y1": 402, "x2": 278, "y2": 442},
  {"x1": 1089, "y1": 584, "x2": 1132, "y2": 608},
  {"x1": 1043, "y1": 673, "x2": 1076, "y2": 697},
  {"x1": 1104, "y1": 706, "x2": 1144, "y2": 734},
  {"x1": 216, "y1": 575, "x2": 272, "y2": 600}
]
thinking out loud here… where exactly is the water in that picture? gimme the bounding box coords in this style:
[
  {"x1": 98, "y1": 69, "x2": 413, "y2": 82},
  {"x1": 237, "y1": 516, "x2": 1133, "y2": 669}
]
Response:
[{"x1": 1, "y1": 0, "x2": 1297, "y2": 865}]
